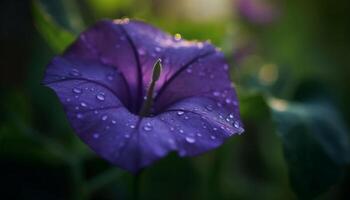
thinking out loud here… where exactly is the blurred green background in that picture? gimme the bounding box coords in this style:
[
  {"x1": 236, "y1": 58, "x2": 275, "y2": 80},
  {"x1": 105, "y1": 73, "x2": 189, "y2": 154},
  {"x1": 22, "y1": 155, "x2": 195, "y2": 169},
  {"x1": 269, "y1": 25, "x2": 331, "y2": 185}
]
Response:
[{"x1": 1, "y1": 0, "x2": 350, "y2": 199}]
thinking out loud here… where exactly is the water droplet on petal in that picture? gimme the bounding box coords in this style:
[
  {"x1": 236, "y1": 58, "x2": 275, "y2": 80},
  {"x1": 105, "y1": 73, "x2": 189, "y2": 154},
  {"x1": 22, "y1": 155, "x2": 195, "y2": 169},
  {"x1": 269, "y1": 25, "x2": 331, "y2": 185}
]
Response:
[
  {"x1": 177, "y1": 111, "x2": 184, "y2": 116},
  {"x1": 233, "y1": 101, "x2": 238, "y2": 106},
  {"x1": 70, "y1": 68, "x2": 81, "y2": 76},
  {"x1": 72, "y1": 88, "x2": 82, "y2": 94},
  {"x1": 213, "y1": 91, "x2": 220, "y2": 96},
  {"x1": 138, "y1": 48, "x2": 146, "y2": 55},
  {"x1": 93, "y1": 133, "x2": 100, "y2": 139},
  {"x1": 170, "y1": 127, "x2": 175, "y2": 131},
  {"x1": 186, "y1": 68, "x2": 192, "y2": 73},
  {"x1": 184, "y1": 115, "x2": 189, "y2": 120},
  {"x1": 102, "y1": 115, "x2": 108, "y2": 121},
  {"x1": 130, "y1": 124, "x2": 136, "y2": 129},
  {"x1": 196, "y1": 133, "x2": 202, "y2": 137},
  {"x1": 124, "y1": 134, "x2": 130, "y2": 138},
  {"x1": 206, "y1": 105, "x2": 213, "y2": 111},
  {"x1": 179, "y1": 129, "x2": 184, "y2": 133},
  {"x1": 80, "y1": 102, "x2": 87, "y2": 107},
  {"x1": 66, "y1": 98, "x2": 71, "y2": 102},
  {"x1": 143, "y1": 122, "x2": 152, "y2": 131},
  {"x1": 185, "y1": 137, "x2": 196, "y2": 143},
  {"x1": 96, "y1": 93, "x2": 105, "y2": 101},
  {"x1": 112, "y1": 120, "x2": 116, "y2": 124},
  {"x1": 107, "y1": 74, "x2": 114, "y2": 81},
  {"x1": 76, "y1": 113, "x2": 83, "y2": 119},
  {"x1": 223, "y1": 64, "x2": 229, "y2": 71},
  {"x1": 174, "y1": 33, "x2": 181, "y2": 41},
  {"x1": 213, "y1": 127, "x2": 218, "y2": 131},
  {"x1": 234, "y1": 121, "x2": 240, "y2": 128},
  {"x1": 225, "y1": 98, "x2": 232, "y2": 104},
  {"x1": 155, "y1": 47, "x2": 162, "y2": 52},
  {"x1": 210, "y1": 135, "x2": 216, "y2": 140}
]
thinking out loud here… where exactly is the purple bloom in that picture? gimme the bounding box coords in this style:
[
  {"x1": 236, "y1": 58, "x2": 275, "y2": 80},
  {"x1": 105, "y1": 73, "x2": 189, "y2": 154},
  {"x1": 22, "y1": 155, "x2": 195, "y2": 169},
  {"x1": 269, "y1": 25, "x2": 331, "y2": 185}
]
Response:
[
  {"x1": 236, "y1": 0, "x2": 280, "y2": 25},
  {"x1": 42, "y1": 19, "x2": 243, "y2": 173}
]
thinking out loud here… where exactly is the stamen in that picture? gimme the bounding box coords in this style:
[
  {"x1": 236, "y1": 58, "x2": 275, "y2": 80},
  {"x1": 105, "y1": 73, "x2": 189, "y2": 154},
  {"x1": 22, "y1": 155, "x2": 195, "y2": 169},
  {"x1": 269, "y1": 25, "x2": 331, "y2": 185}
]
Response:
[{"x1": 139, "y1": 59, "x2": 162, "y2": 116}]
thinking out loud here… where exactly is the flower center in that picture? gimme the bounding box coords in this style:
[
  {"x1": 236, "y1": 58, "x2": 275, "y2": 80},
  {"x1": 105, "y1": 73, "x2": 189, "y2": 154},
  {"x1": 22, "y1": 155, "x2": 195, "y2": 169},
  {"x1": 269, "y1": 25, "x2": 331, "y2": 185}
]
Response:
[{"x1": 139, "y1": 59, "x2": 162, "y2": 116}]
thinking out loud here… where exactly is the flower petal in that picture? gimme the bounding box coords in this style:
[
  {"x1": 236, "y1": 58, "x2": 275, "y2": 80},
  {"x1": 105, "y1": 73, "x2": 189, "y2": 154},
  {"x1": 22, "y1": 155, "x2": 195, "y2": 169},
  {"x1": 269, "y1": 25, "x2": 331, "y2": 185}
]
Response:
[{"x1": 43, "y1": 19, "x2": 244, "y2": 173}]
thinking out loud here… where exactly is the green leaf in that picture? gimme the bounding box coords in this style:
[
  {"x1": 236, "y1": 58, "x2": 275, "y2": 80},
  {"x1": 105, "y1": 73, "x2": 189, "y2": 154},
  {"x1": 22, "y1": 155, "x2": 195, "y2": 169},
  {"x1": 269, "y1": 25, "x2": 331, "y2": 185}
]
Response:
[
  {"x1": 32, "y1": 0, "x2": 76, "y2": 53},
  {"x1": 269, "y1": 98, "x2": 350, "y2": 199}
]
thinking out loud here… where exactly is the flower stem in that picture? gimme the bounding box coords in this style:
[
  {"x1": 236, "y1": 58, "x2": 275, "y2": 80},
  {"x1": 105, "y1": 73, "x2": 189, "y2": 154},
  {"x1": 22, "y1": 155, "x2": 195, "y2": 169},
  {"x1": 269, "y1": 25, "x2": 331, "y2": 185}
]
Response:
[{"x1": 132, "y1": 173, "x2": 141, "y2": 200}]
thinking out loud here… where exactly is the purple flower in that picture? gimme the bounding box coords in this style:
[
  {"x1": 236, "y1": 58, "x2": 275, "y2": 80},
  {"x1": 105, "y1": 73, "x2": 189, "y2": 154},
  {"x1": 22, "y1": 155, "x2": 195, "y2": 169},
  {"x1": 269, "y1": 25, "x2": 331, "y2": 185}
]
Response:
[
  {"x1": 42, "y1": 19, "x2": 243, "y2": 173},
  {"x1": 236, "y1": 0, "x2": 280, "y2": 25}
]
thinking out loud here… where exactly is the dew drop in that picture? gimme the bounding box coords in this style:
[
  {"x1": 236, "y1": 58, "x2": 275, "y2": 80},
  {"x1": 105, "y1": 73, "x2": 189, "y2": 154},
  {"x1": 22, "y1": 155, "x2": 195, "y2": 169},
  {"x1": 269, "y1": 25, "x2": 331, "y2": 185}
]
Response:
[
  {"x1": 234, "y1": 121, "x2": 240, "y2": 128},
  {"x1": 184, "y1": 115, "x2": 189, "y2": 120},
  {"x1": 205, "y1": 105, "x2": 213, "y2": 111},
  {"x1": 93, "y1": 133, "x2": 100, "y2": 139},
  {"x1": 179, "y1": 129, "x2": 184, "y2": 133},
  {"x1": 217, "y1": 102, "x2": 223, "y2": 107},
  {"x1": 225, "y1": 98, "x2": 232, "y2": 104},
  {"x1": 185, "y1": 137, "x2": 196, "y2": 143},
  {"x1": 107, "y1": 74, "x2": 114, "y2": 81},
  {"x1": 101, "y1": 115, "x2": 108, "y2": 121},
  {"x1": 168, "y1": 138, "x2": 175, "y2": 146},
  {"x1": 196, "y1": 133, "x2": 202, "y2": 137},
  {"x1": 213, "y1": 127, "x2": 218, "y2": 131},
  {"x1": 66, "y1": 98, "x2": 71, "y2": 102},
  {"x1": 70, "y1": 68, "x2": 81, "y2": 76},
  {"x1": 76, "y1": 113, "x2": 83, "y2": 119},
  {"x1": 170, "y1": 127, "x2": 175, "y2": 131},
  {"x1": 186, "y1": 68, "x2": 192, "y2": 73},
  {"x1": 112, "y1": 120, "x2": 116, "y2": 124},
  {"x1": 138, "y1": 48, "x2": 146, "y2": 55},
  {"x1": 177, "y1": 111, "x2": 184, "y2": 116},
  {"x1": 143, "y1": 122, "x2": 152, "y2": 131},
  {"x1": 210, "y1": 135, "x2": 216, "y2": 140},
  {"x1": 223, "y1": 64, "x2": 229, "y2": 71},
  {"x1": 155, "y1": 47, "x2": 162, "y2": 52},
  {"x1": 80, "y1": 102, "x2": 87, "y2": 107},
  {"x1": 213, "y1": 91, "x2": 220, "y2": 96},
  {"x1": 72, "y1": 88, "x2": 82, "y2": 94},
  {"x1": 174, "y1": 33, "x2": 181, "y2": 41},
  {"x1": 96, "y1": 93, "x2": 105, "y2": 101},
  {"x1": 124, "y1": 134, "x2": 130, "y2": 138},
  {"x1": 94, "y1": 110, "x2": 99, "y2": 114},
  {"x1": 130, "y1": 124, "x2": 136, "y2": 129}
]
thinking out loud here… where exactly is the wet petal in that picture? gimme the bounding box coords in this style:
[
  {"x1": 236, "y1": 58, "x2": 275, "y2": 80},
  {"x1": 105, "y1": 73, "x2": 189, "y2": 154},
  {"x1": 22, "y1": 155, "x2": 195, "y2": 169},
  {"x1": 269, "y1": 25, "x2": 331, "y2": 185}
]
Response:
[{"x1": 43, "y1": 19, "x2": 244, "y2": 173}]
